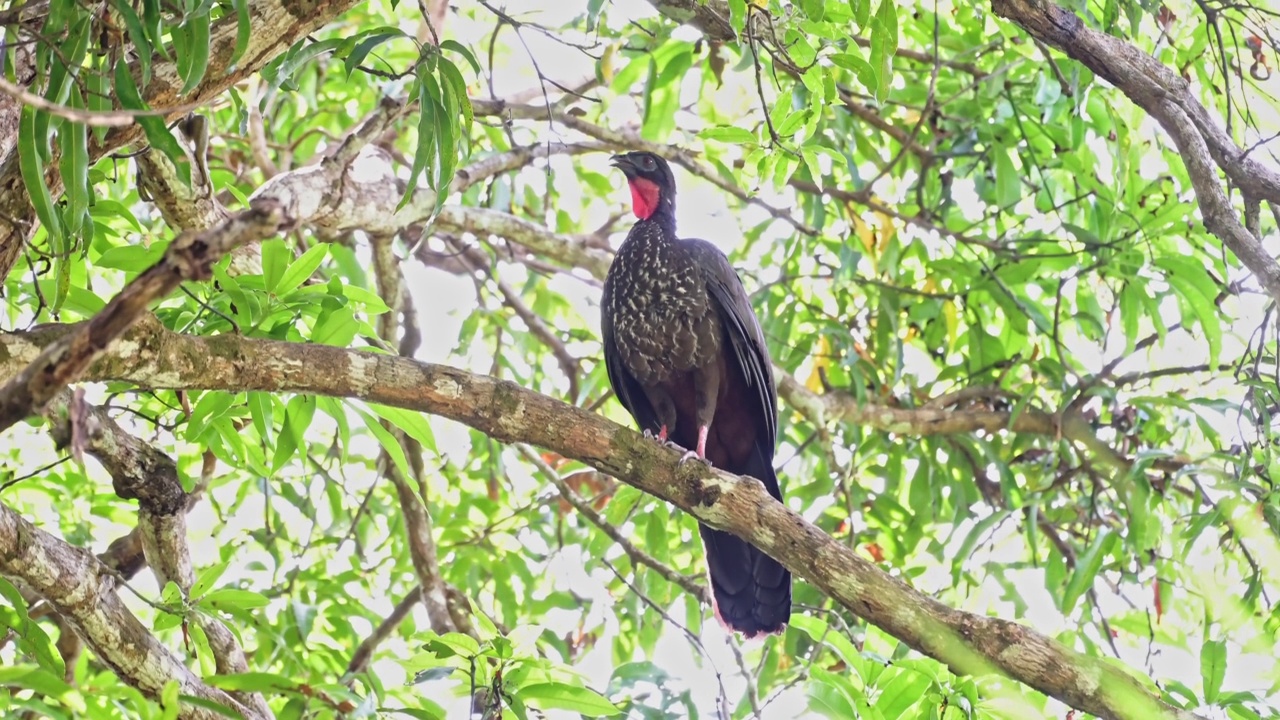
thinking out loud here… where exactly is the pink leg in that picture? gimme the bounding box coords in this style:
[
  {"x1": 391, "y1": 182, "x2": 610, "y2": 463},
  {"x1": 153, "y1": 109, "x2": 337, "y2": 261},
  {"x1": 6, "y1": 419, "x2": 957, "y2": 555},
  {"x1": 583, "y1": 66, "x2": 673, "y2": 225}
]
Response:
[{"x1": 678, "y1": 425, "x2": 711, "y2": 467}]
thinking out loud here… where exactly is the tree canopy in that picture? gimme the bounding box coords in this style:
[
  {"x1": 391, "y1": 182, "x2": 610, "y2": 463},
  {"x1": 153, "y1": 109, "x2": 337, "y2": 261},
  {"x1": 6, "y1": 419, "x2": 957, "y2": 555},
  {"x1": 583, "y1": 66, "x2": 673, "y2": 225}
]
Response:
[{"x1": 1, "y1": 0, "x2": 1279, "y2": 718}]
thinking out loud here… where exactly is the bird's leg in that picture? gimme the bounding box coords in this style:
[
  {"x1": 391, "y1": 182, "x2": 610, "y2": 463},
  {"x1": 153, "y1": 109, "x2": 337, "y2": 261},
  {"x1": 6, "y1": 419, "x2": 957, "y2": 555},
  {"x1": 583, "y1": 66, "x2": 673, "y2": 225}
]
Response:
[
  {"x1": 643, "y1": 425, "x2": 670, "y2": 441},
  {"x1": 643, "y1": 425, "x2": 684, "y2": 450},
  {"x1": 677, "y1": 425, "x2": 711, "y2": 467},
  {"x1": 641, "y1": 389, "x2": 689, "y2": 452},
  {"x1": 679, "y1": 363, "x2": 720, "y2": 467}
]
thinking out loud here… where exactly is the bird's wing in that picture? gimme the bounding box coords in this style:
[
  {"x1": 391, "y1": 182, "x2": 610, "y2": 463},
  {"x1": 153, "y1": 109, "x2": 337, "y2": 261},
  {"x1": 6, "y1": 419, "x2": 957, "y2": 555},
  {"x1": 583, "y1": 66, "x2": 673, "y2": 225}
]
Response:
[
  {"x1": 600, "y1": 284, "x2": 663, "y2": 434},
  {"x1": 684, "y1": 239, "x2": 778, "y2": 449}
]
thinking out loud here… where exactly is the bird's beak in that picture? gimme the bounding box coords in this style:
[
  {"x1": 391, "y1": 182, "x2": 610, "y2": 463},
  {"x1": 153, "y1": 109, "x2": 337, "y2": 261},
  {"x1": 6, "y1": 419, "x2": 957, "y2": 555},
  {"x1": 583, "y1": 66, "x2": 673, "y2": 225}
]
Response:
[{"x1": 610, "y1": 154, "x2": 636, "y2": 177}]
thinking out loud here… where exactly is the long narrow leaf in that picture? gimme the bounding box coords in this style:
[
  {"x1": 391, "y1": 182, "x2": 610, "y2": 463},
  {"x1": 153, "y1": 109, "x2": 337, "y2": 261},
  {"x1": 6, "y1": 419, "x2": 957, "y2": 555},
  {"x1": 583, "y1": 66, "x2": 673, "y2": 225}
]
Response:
[
  {"x1": 18, "y1": 106, "x2": 66, "y2": 300},
  {"x1": 180, "y1": 10, "x2": 212, "y2": 95},
  {"x1": 113, "y1": 59, "x2": 192, "y2": 186}
]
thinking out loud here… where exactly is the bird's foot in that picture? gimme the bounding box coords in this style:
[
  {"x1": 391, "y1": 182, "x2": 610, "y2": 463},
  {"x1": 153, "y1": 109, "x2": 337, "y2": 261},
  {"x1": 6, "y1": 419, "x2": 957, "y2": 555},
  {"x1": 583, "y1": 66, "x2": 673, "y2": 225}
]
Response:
[
  {"x1": 678, "y1": 450, "x2": 711, "y2": 468},
  {"x1": 644, "y1": 425, "x2": 672, "y2": 443},
  {"x1": 643, "y1": 427, "x2": 686, "y2": 452}
]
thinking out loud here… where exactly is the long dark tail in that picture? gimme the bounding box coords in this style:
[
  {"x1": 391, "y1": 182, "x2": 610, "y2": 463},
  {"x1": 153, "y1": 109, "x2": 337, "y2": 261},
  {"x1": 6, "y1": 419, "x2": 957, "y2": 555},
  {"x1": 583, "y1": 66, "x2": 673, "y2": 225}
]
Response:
[{"x1": 699, "y1": 443, "x2": 791, "y2": 638}]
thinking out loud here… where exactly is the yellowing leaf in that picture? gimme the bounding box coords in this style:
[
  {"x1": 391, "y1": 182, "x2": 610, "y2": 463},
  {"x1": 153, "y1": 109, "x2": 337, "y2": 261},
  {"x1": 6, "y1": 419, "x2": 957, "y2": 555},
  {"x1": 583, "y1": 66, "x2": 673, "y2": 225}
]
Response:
[
  {"x1": 805, "y1": 336, "x2": 832, "y2": 393},
  {"x1": 942, "y1": 299, "x2": 959, "y2": 350}
]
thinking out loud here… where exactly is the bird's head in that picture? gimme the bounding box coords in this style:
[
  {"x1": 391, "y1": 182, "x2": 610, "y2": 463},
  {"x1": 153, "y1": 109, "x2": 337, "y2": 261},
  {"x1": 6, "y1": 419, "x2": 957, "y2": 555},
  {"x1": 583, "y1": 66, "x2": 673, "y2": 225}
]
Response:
[{"x1": 610, "y1": 151, "x2": 675, "y2": 221}]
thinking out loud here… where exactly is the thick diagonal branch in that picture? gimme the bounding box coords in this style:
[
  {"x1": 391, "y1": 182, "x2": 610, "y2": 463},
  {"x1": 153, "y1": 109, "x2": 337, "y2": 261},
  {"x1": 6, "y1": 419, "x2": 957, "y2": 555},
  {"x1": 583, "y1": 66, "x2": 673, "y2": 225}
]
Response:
[{"x1": 0, "y1": 319, "x2": 1203, "y2": 720}]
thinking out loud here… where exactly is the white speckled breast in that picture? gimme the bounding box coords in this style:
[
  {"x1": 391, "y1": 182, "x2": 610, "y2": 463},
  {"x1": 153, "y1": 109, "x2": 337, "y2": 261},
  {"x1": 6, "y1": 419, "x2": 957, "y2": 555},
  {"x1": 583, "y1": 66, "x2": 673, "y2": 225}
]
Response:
[{"x1": 604, "y1": 221, "x2": 721, "y2": 385}]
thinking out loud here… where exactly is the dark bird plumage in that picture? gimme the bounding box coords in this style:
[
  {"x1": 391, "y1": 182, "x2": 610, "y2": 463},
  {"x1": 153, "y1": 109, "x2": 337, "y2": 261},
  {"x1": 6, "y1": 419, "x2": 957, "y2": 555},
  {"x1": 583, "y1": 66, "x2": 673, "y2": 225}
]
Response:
[{"x1": 600, "y1": 151, "x2": 791, "y2": 638}]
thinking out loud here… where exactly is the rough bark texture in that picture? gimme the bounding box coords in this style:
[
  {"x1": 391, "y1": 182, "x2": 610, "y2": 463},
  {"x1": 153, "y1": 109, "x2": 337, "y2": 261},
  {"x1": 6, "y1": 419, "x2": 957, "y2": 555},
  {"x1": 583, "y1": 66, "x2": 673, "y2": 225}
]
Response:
[
  {"x1": 643, "y1": 0, "x2": 735, "y2": 41},
  {"x1": 0, "y1": 504, "x2": 261, "y2": 720},
  {"x1": 0, "y1": 318, "x2": 1205, "y2": 720},
  {"x1": 0, "y1": 0, "x2": 363, "y2": 284}
]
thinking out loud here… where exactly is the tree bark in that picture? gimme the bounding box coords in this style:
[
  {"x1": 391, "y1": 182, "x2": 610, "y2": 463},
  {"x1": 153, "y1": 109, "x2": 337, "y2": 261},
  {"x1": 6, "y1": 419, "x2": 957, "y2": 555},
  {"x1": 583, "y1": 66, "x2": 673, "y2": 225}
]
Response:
[{"x1": 0, "y1": 318, "x2": 1206, "y2": 720}]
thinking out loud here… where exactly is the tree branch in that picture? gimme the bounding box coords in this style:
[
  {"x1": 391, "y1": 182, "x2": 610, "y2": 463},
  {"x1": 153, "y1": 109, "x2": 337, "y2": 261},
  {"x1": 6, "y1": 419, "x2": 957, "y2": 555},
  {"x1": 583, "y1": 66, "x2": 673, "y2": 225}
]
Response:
[
  {"x1": 0, "y1": 0, "x2": 365, "y2": 284},
  {"x1": 370, "y1": 232, "x2": 466, "y2": 637},
  {"x1": 0, "y1": 502, "x2": 263, "y2": 720},
  {"x1": 990, "y1": 0, "x2": 1280, "y2": 303},
  {"x1": 0, "y1": 318, "x2": 1205, "y2": 720}
]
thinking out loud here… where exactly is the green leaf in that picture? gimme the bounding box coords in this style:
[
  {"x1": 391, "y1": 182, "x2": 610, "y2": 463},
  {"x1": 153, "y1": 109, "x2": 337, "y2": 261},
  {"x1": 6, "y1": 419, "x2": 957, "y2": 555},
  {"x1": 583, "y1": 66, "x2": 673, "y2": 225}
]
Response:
[
  {"x1": 96, "y1": 243, "x2": 167, "y2": 272},
  {"x1": 18, "y1": 107, "x2": 65, "y2": 295},
  {"x1": 869, "y1": 0, "x2": 898, "y2": 100},
  {"x1": 271, "y1": 38, "x2": 345, "y2": 90},
  {"x1": 312, "y1": 306, "x2": 358, "y2": 347},
  {"x1": 700, "y1": 126, "x2": 757, "y2": 144},
  {"x1": 114, "y1": 59, "x2": 191, "y2": 186},
  {"x1": 368, "y1": 403, "x2": 437, "y2": 453},
  {"x1": 441, "y1": 39, "x2": 482, "y2": 75},
  {"x1": 728, "y1": 0, "x2": 748, "y2": 38},
  {"x1": 276, "y1": 243, "x2": 328, "y2": 295},
  {"x1": 994, "y1": 146, "x2": 1020, "y2": 207},
  {"x1": 400, "y1": 70, "x2": 440, "y2": 210},
  {"x1": 113, "y1": 1, "x2": 153, "y2": 87},
  {"x1": 141, "y1": 0, "x2": 168, "y2": 61},
  {"x1": 776, "y1": 108, "x2": 812, "y2": 137},
  {"x1": 191, "y1": 561, "x2": 230, "y2": 600},
  {"x1": 179, "y1": 9, "x2": 211, "y2": 94},
  {"x1": 356, "y1": 407, "x2": 413, "y2": 480},
  {"x1": 424, "y1": 632, "x2": 481, "y2": 658},
  {"x1": 874, "y1": 669, "x2": 930, "y2": 718},
  {"x1": 830, "y1": 52, "x2": 878, "y2": 94},
  {"x1": 186, "y1": 391, "x2": 236, "y2": 441},
  {"x1": 344, "y1": 28, "x2": 407, "y2": 79},
  {"x1": 642, "y1": 47, "x2": 693, "y2": 141},
  {"x1": 784, "y1": 29, "x2": 818, "y2": 66},
  {"x1": 1061, "y1": 529, "x2": 1117, "y2": 616},
  {"x1": 807, "y1": 668, "x2": 859, "y2": 718},
  {"x1": 1200, "y1": 639, "x2": 1227, "y2": 704},
  {"x1": 518, "y1": 682, "x2": 622, "y2": 716},
  {"x1": 338, "y1": 284, "x2": 392, "y2": 314},
  {"x1": 1155, "y1": 255, "x2": 1223, "y2": 366},
  {"x1": 228, "y1": 0, "x2": 251, "y2": 70},
  {"x1": 189, "y1": 621, "x2": 216, "y2": 676},
  {"x1": 0, "y1": 665, "x2": 75, "y2": 699},
  {"x1": 261, "y1": 238, "x2": 290, "y2": 293},
  {"x1": 201, "y1": 588, "x2": 270, "y2": 611},
  {"x1": 0, "y1": 579, "x2": 63, "y2": 678},
  {"x1": 789, "y1": 615, "x2": 858, "y2": 667},
  {"x1": 59, "y1": 91, "x2": 90, "y2": 239},
  {"x1": 208, "y1": 672, "x2": 296, "y2": 692},
  {"x1": 36, "y1": 15, "x2": 92, "y2": 160},
  {"x1": 247, "y1": 391, "x2": 274, "y2": 445},
  {"x1": 438, "y1": 57, "x2": 473, "y2": 150},
  {"x1": 153, "y1": 610, "x2": 184, "y2": 632}
]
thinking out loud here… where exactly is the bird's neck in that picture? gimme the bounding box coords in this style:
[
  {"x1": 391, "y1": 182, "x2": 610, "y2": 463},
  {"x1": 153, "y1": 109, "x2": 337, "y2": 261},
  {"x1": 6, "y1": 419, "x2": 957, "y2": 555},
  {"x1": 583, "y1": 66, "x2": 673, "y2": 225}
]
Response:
[
  {"x1": 631, "y1": 207, "x2": 677, "y2": 239},
  {"x1": 627, "y1": 178, "x2": 676, "y2": 227}
]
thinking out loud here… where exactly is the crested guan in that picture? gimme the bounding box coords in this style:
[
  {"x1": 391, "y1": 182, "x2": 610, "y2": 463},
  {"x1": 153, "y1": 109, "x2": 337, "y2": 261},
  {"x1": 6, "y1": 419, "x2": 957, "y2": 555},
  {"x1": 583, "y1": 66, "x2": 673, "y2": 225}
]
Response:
[{"x1": 600, "y1": 151, "x2": 792, "y2": 638}]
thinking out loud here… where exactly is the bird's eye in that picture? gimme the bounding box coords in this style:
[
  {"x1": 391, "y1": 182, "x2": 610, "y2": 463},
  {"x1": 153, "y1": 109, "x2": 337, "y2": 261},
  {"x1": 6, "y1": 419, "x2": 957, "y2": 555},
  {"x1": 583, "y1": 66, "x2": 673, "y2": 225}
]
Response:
[{"x1": 641, "y1": 156, "x2": 656, "y2": 170}]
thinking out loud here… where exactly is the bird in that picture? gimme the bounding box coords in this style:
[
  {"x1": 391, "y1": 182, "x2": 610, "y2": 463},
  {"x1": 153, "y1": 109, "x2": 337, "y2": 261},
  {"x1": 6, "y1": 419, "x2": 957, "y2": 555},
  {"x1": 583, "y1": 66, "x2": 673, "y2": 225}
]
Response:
[{"x1": 600, "y1": 150, "x2": 791, "y2": 638}]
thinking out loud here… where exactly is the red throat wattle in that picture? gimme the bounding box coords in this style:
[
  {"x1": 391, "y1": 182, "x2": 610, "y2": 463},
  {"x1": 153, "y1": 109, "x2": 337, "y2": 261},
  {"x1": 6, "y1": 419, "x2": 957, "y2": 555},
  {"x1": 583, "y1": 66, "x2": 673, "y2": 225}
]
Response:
[{"x1": 627, "y1": 177, "x2": 661, "y2": 220}]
